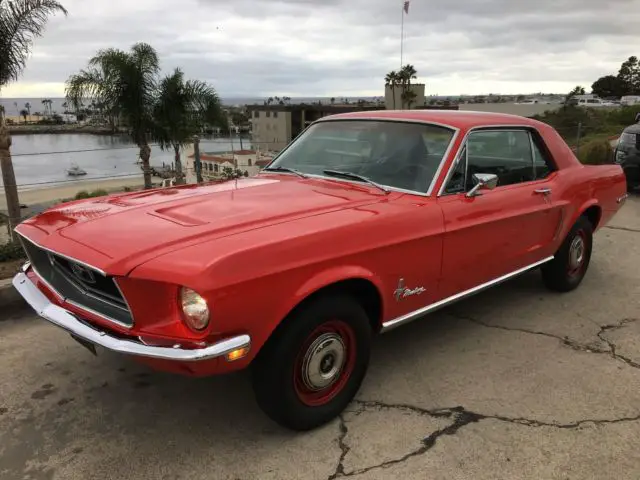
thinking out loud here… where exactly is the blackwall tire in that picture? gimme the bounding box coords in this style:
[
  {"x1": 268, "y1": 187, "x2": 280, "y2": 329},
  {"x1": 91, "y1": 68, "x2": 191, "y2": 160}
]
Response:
[
  {"x1": 541, "y1": 215, "x2": 593, "y2": 293},
  {"x1": 251, "y1": 294, "x2": 371, "y2": 431}
]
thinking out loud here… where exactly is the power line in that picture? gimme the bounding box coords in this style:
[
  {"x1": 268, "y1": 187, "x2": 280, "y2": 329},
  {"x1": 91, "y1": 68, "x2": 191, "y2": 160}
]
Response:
[
  {"x1": 10, "y1": 139, "x2": 274, "y2": 157},
  {"x1": 2, "y1": 172, "x2": 144, "y2": 188}
]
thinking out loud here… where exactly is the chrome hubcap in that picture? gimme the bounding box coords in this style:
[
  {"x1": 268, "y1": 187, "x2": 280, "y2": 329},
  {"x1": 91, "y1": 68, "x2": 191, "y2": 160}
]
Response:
[
  {"x1": 301, "y1": 333, "x2": 346, "y2": 391},
  {"x1": 569, "y1": 235, "x2": 585, "y2": 270}
]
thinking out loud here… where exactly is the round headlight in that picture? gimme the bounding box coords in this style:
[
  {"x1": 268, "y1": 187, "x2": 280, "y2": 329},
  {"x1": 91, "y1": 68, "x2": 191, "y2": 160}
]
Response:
[{"x1": 179, "y1": 287, "x2": 210, "y2": 331}]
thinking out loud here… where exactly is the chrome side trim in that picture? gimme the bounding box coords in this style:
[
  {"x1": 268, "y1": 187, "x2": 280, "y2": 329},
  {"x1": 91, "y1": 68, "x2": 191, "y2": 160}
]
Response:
[
  {"x1": 14, "y1": 230, "x2": 107, "y2": 276},
  {"x1": 381, "y1": 256, "x2": 554, "y2": 332},
  {"x1": 13, "y1": 272, "x2": 251, "y2": 362},
  {"x1": 437, "y1": 124, "x2": 544, "y2": 197}
]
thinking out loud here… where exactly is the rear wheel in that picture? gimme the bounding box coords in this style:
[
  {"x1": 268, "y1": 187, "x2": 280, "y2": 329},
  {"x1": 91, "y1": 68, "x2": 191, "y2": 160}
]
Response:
[
  {"x1": 541, "y1": 215, "x2": 593, "y2": 292},
  {"x1": 251, "y1": 294, "x2": 371, "y2": 431}
]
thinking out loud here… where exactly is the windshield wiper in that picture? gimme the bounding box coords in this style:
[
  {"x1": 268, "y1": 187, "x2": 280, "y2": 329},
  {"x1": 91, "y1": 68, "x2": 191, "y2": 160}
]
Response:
[
  {"x1": 262, "y1": 166, "x2": 307, "y2": 178},
  {"x1": 323, "y1": 170, "x2": 390, "y2": 194}
]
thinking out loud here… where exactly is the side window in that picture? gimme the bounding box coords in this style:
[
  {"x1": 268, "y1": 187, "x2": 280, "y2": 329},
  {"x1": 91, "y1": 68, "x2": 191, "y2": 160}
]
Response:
[
  {"x1": 443, "y1": 146, "x2": 466, "y2": 195},
  {"x1": 466, "y1": 130, "x2": 534, "y2": 188},
  {"x1": 530, "y1": 135, "x2": 555, "y2": 180}
]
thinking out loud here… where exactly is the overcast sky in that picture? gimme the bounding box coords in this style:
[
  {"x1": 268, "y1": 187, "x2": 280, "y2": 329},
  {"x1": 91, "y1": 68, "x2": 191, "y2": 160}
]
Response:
[{"x1": 2, "y1": 0, "x2": 639, "y2": 99}]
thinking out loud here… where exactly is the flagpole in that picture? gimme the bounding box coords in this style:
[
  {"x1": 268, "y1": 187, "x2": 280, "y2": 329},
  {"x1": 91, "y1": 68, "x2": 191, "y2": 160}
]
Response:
[{"x1": 400, "y1": 2, "x2": 404, "y2": 70}]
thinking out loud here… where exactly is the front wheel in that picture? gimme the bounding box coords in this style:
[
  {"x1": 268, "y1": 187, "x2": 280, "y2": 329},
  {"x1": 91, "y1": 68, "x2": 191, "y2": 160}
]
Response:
[
  {"x1": 251, "y1": 294, "x2": 371, "y2": 431},
  {"x1": 541, "y1": 215, "x2": 593, "y2": 292}
]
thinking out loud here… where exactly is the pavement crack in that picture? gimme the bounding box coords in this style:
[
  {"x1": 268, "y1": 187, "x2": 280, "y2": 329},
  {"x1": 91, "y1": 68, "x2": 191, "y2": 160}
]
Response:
[
  {"x1": 604, "y1": 226, "x2": 640, "y2": 233},
  {"x1": 327, "y1": 414, "x2": 350, "y2": 480},
  {"x1": 453, "y1": 313, "x2": 640, "y2": 370},
  {"x1": 597, "y1": 318, "x2": 640, "y2": 370},
  {"x1": 331, "y1": 400, "x2": 640, "y2": 477}
]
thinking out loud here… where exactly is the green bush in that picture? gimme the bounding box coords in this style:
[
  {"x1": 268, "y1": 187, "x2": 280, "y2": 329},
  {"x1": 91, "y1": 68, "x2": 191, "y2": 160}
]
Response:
[
  {"x1": 74, "y1": 189, "x2": 108, "y2": 200},
  {"x1": 0, "y1": 241, "x2": 26, "y2": 262},
  {"x1": 578, "y1": 140, "x2": 614, "y2": 165}
]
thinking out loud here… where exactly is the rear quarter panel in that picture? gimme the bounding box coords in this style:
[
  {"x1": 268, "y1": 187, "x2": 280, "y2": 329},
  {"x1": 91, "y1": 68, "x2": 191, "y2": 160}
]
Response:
[{"x1": 537, "y1": 123, "x2": 626, "y2": 242}]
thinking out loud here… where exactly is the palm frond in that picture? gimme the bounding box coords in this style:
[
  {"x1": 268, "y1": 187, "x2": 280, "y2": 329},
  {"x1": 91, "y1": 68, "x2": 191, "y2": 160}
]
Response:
[{"x1": 0, "y1": 0, "x2": 67, "y2": 86}]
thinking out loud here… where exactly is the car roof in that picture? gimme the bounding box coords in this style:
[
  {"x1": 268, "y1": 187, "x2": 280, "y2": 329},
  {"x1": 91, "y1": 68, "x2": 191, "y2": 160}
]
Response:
[
  {"x1": 623, "y1": 122, "x2": 640, "y2": 134},
  {"x1": 318, "y1": 109, "x2": 545, "y2": 130}
]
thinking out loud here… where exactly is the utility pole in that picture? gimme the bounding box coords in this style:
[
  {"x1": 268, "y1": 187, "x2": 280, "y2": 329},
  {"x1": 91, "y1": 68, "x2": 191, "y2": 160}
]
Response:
[
  {"x1": 0, "y1": 113, "x2": 21, "y2": 241},
  {"x1": 193, "y1": 135, "x2": 203, "y2": 184}
]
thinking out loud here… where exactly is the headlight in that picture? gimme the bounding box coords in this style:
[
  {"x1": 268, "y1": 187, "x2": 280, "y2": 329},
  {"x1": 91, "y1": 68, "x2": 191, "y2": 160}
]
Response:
[{"x1": 179, "y1": 287, "x2": 210, "y2": 331}]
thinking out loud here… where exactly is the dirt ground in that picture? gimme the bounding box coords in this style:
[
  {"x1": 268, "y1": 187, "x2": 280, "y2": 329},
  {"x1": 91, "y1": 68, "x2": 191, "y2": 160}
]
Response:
[{"x1": 1, "y1": 196, "x2": 639, "y2": 480}]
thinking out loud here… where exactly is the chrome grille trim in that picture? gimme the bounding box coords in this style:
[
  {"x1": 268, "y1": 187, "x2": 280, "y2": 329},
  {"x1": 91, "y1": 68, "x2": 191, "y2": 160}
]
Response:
[{"x1": 16, "y1": 231, "x2": 135, "y2": 329}]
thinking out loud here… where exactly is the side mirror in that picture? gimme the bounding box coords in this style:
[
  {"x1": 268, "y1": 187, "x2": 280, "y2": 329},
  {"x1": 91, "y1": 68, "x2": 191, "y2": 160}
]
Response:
[{"x1": 466, "y1": 173, "x2": 498, "y2": 198}]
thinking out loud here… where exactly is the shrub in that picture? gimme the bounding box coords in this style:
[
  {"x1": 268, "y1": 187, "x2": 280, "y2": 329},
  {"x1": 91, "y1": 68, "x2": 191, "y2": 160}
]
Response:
[
  {"x1": 578, "y1": 140, "x2": 614, "y2": 165},
  {"x1": 74, "y1": 189, "x2": 108, "y2": 200},
  {"x1": 0, "y1": 241, "x2": 26, "y2": 262},
  {"x1": 90, "y1": 189, "x2": 108, "y2": 197}
]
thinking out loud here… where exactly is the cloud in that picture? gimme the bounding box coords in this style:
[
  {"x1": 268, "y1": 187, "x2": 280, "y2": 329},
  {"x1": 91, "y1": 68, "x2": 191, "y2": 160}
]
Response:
[{"x1": 2, "y1": 0, "x2": 639, "y2": 99}]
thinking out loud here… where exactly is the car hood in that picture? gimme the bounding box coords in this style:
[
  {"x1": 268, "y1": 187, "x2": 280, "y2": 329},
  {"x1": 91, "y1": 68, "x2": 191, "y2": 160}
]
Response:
[{"x1": 17, "y1": 176, "x2": 385, "y2": 275}]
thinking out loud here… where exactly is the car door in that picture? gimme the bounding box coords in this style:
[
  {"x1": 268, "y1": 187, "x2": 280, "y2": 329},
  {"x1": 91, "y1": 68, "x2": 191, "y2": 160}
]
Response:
[{"x1": 436, "y1": 127, "x2": 562, "y2": 299}]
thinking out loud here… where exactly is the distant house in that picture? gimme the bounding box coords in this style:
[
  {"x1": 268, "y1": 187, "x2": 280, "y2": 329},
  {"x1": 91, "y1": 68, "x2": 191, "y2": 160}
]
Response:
[{"x1": 186, "y1": 149, "x2": 275, "y2": 180}]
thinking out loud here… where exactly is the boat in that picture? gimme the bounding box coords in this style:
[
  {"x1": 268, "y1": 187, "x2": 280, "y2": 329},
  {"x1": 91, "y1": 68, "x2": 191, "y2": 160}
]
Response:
[{"x1": 67, "y1": 164, "x2": 87, "y2": 176}]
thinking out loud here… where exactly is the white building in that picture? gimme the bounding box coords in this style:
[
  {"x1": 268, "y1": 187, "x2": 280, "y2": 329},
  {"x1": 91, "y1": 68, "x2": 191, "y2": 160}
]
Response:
[{"x1": 185, "y1": 149, "x2": 275, "y2": 181}]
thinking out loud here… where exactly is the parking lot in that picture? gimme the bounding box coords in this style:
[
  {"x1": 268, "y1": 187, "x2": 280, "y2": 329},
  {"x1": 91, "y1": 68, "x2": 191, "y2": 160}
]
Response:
[{"x1": 1, "y1": 196, "x2": 639, "y2": 480}]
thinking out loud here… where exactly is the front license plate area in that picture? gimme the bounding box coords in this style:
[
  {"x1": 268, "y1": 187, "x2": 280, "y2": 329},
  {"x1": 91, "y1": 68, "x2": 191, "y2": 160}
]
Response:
[{"x1": 70, "y1": 334, "x2": 97, "y2": 356}]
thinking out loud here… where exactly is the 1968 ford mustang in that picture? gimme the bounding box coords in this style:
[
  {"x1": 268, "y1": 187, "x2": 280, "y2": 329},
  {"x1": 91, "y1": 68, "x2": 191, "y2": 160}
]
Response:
[{"x1": 13, "y1": 110, "x2": 628, "y2": 430}]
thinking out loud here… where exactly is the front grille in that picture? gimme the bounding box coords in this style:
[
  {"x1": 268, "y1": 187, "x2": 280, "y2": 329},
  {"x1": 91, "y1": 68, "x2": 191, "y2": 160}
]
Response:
[{"x1": 19, "y1": 234, "x2": 134, "y2": 327}]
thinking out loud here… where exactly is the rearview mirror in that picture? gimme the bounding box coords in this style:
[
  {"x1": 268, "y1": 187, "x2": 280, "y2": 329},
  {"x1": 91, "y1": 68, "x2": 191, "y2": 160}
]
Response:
[{"x1": 466, "y1": 173, "x2": 498, "y2": 198}]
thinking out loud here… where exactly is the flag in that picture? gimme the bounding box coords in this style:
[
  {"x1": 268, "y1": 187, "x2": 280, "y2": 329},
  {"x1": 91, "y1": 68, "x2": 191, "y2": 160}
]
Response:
[{"x1": 403, "y1": 1, "x2": 410, "y2": 14}]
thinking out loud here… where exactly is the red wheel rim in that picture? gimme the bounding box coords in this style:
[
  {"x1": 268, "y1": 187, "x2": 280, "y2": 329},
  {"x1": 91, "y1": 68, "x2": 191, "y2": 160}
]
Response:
[
  {"x1": 567, "y1": 229, "x2": 587, "y2": 277},
  {"x1": 293, "y1": 320, "x2": 357, "y2": 407}
]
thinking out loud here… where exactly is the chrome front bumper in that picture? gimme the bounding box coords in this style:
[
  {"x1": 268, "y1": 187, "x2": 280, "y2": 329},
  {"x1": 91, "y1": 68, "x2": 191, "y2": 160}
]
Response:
[{"x1": 13, "y1": 272, "x2": 251, "y2": 362}]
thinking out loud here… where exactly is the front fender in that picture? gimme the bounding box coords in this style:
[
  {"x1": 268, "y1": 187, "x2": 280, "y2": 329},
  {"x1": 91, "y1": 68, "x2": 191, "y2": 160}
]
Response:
[{"x1": 273, "y1": 265, "x2": 386, "y2": 322}]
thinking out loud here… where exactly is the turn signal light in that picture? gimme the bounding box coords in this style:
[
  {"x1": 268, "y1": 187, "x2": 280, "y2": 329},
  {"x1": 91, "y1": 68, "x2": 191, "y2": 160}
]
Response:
[{"x1": 226, "y1": 347, "x2": 250, "y2": 362}]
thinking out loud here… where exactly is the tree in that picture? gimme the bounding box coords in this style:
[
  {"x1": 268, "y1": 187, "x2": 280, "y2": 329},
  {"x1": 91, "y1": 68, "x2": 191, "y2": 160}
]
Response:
[
  {"x1": 565, "y1": 85, "x2": 586, "y2": 104},
  {"x1": 66, "y1": 42, "x2": 160, "y2": 188},
  {"x1": 24, "y1": 101, "x2": 31, "y2": 116},
  {"x1": 0, "y1": 0, "x2": 67, "y2": 238},
  {"x1": 591, "y1": 75, "x2": 626, "y2": 99},
  {"x1": 617, "y1": 56, "x2": 640, "y2": 95},
  {"x1": 385, "y1": 70, "x2": 399, "y2": 109},
  {"x1": 19, "y1": 109, "x2": 28, "y2": 123},
  {"x1": 153, "y1": 68, "x2": 225, "y2": 185},
  {"x1": 398, "y1": 64, "x2": 418, "y2": 109}
]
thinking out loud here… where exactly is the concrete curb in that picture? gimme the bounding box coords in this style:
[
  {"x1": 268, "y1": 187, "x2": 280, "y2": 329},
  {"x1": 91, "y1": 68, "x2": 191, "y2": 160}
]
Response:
[{"x1": 0, "y1": 277, "x2": 26, "y2": 315}]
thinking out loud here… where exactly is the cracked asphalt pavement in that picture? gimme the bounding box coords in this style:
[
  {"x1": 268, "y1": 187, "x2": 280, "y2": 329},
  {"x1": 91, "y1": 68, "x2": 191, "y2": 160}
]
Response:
[{"x1": 2, "y1": 196, "x2": 640, "y2": 480}]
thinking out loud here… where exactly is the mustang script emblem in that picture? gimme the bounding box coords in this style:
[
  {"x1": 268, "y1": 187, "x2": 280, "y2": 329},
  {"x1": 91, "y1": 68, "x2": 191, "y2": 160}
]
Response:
[
  {"x1": 393, "y1": 278, "x2": 426, "y2": 301},
  {"x1": 70, "y1": 262, "x2": 97, "y2": 284}
]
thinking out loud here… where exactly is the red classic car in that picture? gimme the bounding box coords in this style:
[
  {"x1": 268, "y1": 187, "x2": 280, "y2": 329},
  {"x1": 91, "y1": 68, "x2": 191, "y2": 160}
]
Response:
[{"x1": 13, "y1": 110, "x2": 628, "y2": 431}]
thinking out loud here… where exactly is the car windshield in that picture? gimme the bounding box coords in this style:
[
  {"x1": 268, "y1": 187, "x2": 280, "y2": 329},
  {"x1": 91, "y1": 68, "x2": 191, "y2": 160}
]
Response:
[{"x1": 265, "y1": 120, "x2": 456, "y2": 193}]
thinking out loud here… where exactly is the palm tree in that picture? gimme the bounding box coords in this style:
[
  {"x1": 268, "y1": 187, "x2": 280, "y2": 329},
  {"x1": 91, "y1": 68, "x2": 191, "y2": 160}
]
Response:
[
  {"x1": 24, "y1": 102, "x2": 31, "y2": 116},
  {"x1": 19, "y1": 109, "x2": 28, "y2": 123},
  {"x1": 385, "y1": 70, "x2": 399, "y2": 109},
  {"x1": 398, "y1": 65, "x2": 418, "y2": 109},
  {"x1": 66, "y1": 43, "x2": 159, "y2": 188},
  {"x1": 153, "y1": 68, "x2": 224, "y2": 185},
  {"x1": 0, "y1": 0, "x2": 67, "y2": 237}
]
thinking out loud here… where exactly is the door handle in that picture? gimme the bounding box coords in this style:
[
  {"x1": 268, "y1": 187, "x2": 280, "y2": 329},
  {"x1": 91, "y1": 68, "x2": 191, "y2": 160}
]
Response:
[{"x1": 534, "y1": 188, "x2": 552, "y2": 195}]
